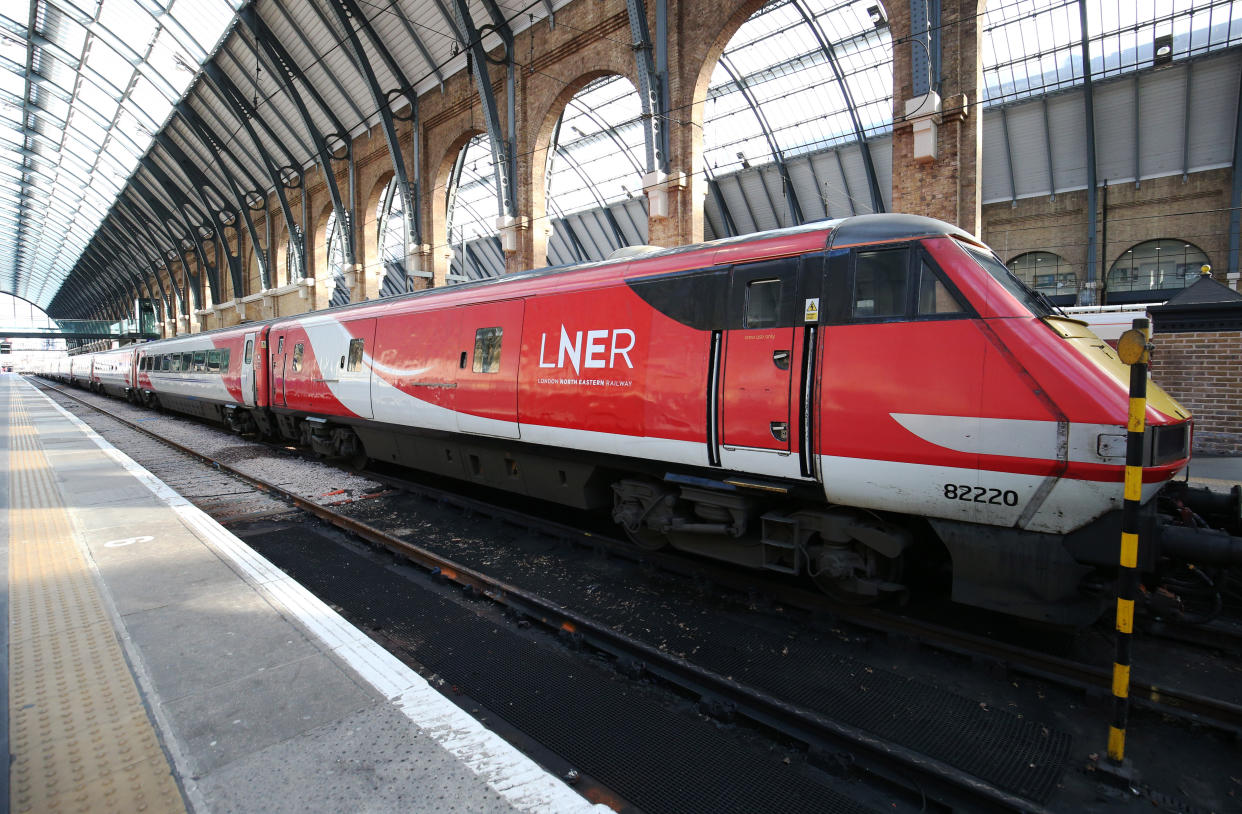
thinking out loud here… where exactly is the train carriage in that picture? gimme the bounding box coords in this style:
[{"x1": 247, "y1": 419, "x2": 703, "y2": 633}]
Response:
[{"x1": 65, "y1": 214, "x2": 1242, "y2": 625}]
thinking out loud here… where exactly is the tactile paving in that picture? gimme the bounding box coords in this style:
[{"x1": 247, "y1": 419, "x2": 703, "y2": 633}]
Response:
[{"x1": 8, "y1": 390, "x2": 186, "y2": 814}]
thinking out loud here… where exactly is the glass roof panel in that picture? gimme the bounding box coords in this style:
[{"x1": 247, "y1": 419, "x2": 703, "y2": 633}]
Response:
[
  {"x1": 1, "y1": 0, "x2": 240, "y2": 308},
  {"x1": 982, "y1": 0, "x2": 1242, "y2": 105},
  {"x1": 546, "y1": 75, "x2": 645, "y2": 218},
  {"x1": 98, "y1": 0, "x2": 157, "y2": 47},
  {"x1": 703, "y1": 0, "x2": 892, "y2": 175}
]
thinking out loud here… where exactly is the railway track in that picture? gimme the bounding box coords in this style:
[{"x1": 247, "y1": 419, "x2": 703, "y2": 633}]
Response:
[{"x1": 34, "y1": 378, "x2": 1242, "y2": 812}]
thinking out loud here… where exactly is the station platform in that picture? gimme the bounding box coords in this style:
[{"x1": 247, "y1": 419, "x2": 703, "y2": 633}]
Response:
[{"x1": 1, "y1": 375, "x2": 602, "y2": 813}]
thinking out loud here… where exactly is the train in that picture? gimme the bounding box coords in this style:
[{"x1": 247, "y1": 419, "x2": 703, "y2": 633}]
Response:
[{"x1": 36, "y1": 214, "x2": 1242, "y2": 625}]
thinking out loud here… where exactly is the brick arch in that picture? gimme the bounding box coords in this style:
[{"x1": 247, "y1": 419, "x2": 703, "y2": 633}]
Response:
[
  {"x1": 430, "y1": 128, "x2": 486, "y2": 286},
  {"x1": 528, "y1": 69, "x2": 641, "y2": 266}
]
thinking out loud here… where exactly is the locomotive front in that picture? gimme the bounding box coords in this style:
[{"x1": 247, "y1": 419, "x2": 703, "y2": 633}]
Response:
[{"x1": 823, "y1": 225, "x2": 1232, "y2": 624}]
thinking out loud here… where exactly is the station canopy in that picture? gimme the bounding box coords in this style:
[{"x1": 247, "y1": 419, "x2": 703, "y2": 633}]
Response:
[{"x1": 2, "y1": 0, "x2": 1241, "y2": 315}]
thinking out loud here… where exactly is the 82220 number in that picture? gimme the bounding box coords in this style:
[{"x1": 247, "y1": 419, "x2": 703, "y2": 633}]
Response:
[{"x1": 943, "y1": 484, "x2": 1019, "y2": 506}]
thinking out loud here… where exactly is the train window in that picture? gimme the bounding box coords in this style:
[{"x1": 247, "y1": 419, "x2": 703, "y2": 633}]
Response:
[
  {"x1": 221, "y1": 350, "x2": 230, "y2": 371},
  {"x1": 917, "y1": 261, "x2": 966, "y2": 315},
  {"x1": 745, "y1": 280, "x2": 781, "y2": 328},
  {"x1": 292, "y1": 343, "x2": 304, "y2": 372},
  {"x1": 853, "y1": 249, "x2": 909, "y2": 318},
  {"x1": 959, "y1": 241, "x2": 1053, "y2": 318},
  {"x1": 472, "y1": 327, "x2": 502, "y2": 374},
  {"x1": 183, "y1": 352, "x2": 193, "y2": 371},
  {"x1": 244, "y1": 340, "x2": 254, "y2": 365},
  {"x1": 346, "y1": 338, "x2": 365, "y2": 372},
  {"x1": 192, "y1": 351, "x2": 206, "y2": 372},
  {"x1": 169, "y1": 355, "x2": 180, "y2": 372},
  {"x1": 207, "y1": 350, "x2": 221, "y2": 372},
  {"x1": 277, "y1": 336, "x2": 285, "y2": 354},
  {"x1": 162, "y1": 355, "x2": 170, "y2": 371}
]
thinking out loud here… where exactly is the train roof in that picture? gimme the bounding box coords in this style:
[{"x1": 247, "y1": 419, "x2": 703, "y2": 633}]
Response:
[{"x1": 134, "y1": 213, "x2": 977, "y2": 345}]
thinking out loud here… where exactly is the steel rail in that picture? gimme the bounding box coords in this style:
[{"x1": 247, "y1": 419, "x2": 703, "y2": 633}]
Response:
[{"x1": 34, "y1": 378, "x2": 1054, "y2": 813}]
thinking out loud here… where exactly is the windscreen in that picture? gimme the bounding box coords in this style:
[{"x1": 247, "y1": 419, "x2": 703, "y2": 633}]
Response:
[{"x1": 958, "y1": 240, "x2": 1057, "y2": 319}]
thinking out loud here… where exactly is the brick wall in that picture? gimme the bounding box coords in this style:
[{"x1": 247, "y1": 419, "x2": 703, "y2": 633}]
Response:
[{"x1": 1150, "y1": 330, "x2": 1242, "y2": 454}]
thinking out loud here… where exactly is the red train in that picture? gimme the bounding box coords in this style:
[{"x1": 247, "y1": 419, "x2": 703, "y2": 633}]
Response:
[{"x1": 44, "y1": 214, "x2": 1241, "y2": 624}]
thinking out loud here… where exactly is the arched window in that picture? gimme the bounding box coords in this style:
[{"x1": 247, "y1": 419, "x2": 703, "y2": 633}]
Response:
[
  {"x1": 545, "y1": 75, "x2": 647, "y2": 266},
  {"x1": 324, "y1": 210, "x2": 350, "y2": 307},
  {"x1": 285, "y1": 228, "x2": 304, "y2": 283},
  {"x1": 1107, "y1": 239, "x2": 1208, "y2": 303},
  {"x1": 701, "y1": 0, "x2": 893, "y2": 235},
  {"x1": 1007, "y1": 251, "x2": 1077, "y2": 303},
  {"x1": 376, "y1": 179, "x2": 409, "y2": 297},
  {"x1": 446, "y1": 134, "x2": 504, "y2": 282}
]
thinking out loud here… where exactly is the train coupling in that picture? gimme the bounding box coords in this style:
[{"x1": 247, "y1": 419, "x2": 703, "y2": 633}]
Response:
[{"x1": 1157, "y1": 522, "x2": 1242, "y2": 567}]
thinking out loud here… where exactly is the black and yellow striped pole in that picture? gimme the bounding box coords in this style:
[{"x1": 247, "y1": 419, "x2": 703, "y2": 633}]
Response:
[{"x1": 1109, "y1": 317, "x2": 1150, "y2": 767}]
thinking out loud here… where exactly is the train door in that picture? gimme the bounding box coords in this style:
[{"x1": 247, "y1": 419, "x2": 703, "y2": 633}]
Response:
[
  {"x1": 270, "y1": 332, "x2": 288, "y2": 407},
  {"x1": 336, "y1": 318, "x2": 375, "y2": 419},
  {"x1": 455, "y1": 299, "x2": 524, "y2": 439},
  {"x1": 241, "y1": 331, "x2": 257, "y2": 407},
  {"x1": 718, "y1": 258, "x2": 804, "y2": 479}
]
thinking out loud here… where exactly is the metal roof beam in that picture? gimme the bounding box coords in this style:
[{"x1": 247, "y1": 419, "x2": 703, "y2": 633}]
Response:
[
  {"x1": 624, "y1": 0, "x2": 668, "y2": 174},
  {"x1": 452, "y1": 0, "x2": 516, "y2": 221},
  {"x1": 200, "y1": 64, "x2": 306, "y2": 280},
  {"x1": 717, "y1": 56, "x2": 803, "y2": 226},
  {"x1": 152, "y1": 134, "x2": 245, "y2": 298},
  {"x1": 1078, "y1": 0, "x2": 1099, "y2": 304},
  {"x1": 171, "y1": 110, "x2": 271, "y2": 290},
  {"x1": 241, "y1": 6, "x2": 356, "y2": 272},
  {"x1": 790, "y1": 0, "x2": 883, "y2": 213},
  {"x1": 324, "y1": 0, "x2": 423, "y2": 272}
]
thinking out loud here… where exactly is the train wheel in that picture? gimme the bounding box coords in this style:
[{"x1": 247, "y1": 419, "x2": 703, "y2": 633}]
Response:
[{"x1": 809, "y1": 541, "x2": 904, "y2": 605}]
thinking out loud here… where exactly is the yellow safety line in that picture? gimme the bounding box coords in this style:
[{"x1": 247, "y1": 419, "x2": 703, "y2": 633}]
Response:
[{"x1": 8, "y1": 390, "x2": 186, "y2": 814}]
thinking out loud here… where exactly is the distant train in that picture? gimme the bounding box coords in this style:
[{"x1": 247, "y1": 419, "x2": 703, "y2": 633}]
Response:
[{"x1": 38, "y1": 215, "x2": 1242, "y2": 624}]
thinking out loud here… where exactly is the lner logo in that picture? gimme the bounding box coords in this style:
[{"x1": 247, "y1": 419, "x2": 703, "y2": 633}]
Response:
[{"x1": 537, "y1": 326, "x2": 636, "y2": 375}]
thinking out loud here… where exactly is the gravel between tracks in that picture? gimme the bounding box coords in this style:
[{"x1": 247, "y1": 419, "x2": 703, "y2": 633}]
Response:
[{"x1": 35, "y1": 382, "x2": 382, "y2": 507}]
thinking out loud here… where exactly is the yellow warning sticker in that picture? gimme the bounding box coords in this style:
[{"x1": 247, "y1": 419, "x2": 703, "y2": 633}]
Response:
[{"x1": 804, "y1": 298, "x2": 820, "y2": 323}]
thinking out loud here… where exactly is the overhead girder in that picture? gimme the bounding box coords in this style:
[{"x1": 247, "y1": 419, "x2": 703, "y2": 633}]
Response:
[
  {"x1": 73, "y1": 256, "x2": 126, "y2": 320},
  {"x1": 80, "y1": 252, "x2": 137, "y2": 316},
  {"x1": 240, "y1": 6, "x2": 357, "y2": 277},
  {"x1": 1078, "y1": 0, "x2": 1098, "y2": 304},
  {"x1": 91, "y1": 232, "x2": 154, "y2": 310},
  {"x1": 716, "y1": 57, "x2": 804, "y2": 226},
  {"x1": 552, "y1": 147, "x2": 627, "y2": 246},
  {"x1": 152, "y1": 133, "x2": 249, "y2": 299},
  {"x1": 200, "y1": 62, "x2": 306, "y2": 281},
  {"x1": 169, "y1": 107, "x2": 272, "y2": 290},
  {"x1": 135, "y1": 158, "x2": 223, "y2": 305},
  {"x1": 323, "y1": 0, "x2": 423, "y2": 281},
  {"x1": 122, "y1": 181, "x2": 204, "y2": 313},
  {"x1": 624, "y1": 0, "x2": 669, "y2": 175},
  {"x1": 105, "y1": 198, "x2": 182, "y2": 319},
  {"x1": 788, "y1": 0, "x2": 884, "y2": 213},
  {"x1": 452, "y1": 0, "x2": 517, "y2": 222},
  {"x1": 703, "y1": 164, "x2": 739, "y2": 238},
  {"x1": 1230, "y1": 62, "x2": 1242, "y2": 276},
  {"x1": 99, "y1": 213, "x2": 175, "y2": 317},
  {"x1": 270, "y1": 0, "x2": 368, "y2": 125}
]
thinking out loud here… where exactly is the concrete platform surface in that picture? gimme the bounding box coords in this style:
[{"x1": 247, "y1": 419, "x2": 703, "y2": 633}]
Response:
[
  {"x1": 1185, "y1": 454, "x2": 1242, "y2": 491},
  {"x1": 4, "y1": 376, "x2": 604, "y2": 813}
]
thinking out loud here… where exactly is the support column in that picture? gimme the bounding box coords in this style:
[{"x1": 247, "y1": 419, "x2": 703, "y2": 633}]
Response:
[{"x1": 889, "y1": 0, "x2": 984, "y2": 235}]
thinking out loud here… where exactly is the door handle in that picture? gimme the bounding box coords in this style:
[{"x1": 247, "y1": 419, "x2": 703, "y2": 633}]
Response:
[
  {"x1": 770, "y1": 422, "x2": 789, "y2": 442},
  {"x1": 772, "y1": 350, "x2": 791, "y2": 370}
]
